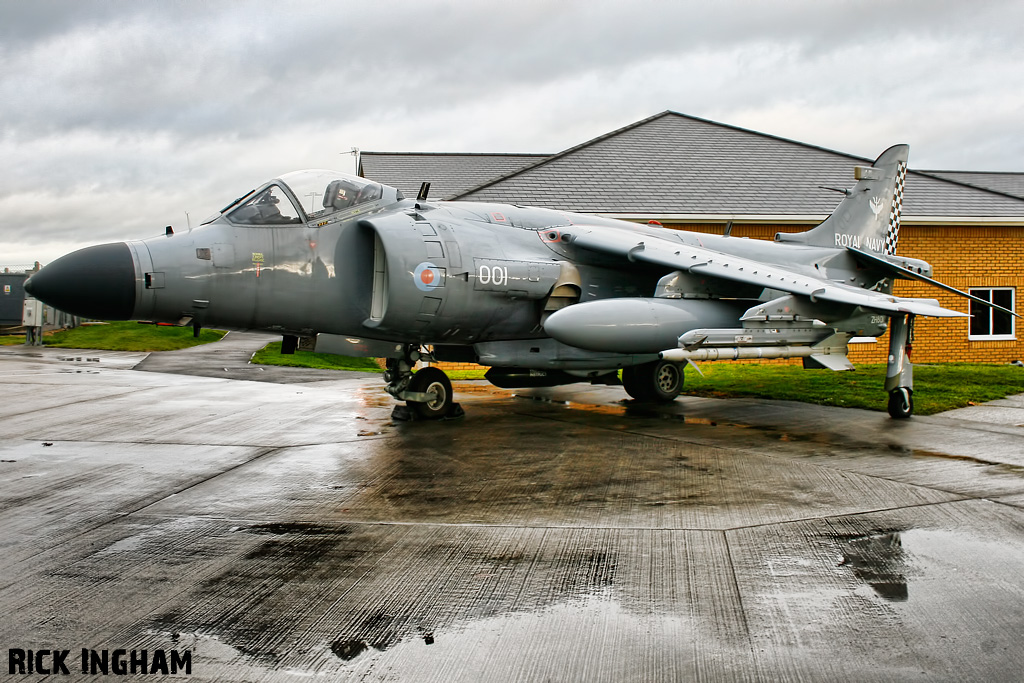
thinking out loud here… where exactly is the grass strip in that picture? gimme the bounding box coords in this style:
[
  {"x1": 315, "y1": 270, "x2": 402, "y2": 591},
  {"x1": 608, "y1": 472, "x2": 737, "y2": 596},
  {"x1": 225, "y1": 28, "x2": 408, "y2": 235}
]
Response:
[
  {"x1": 251, "y1": 342, "x2": 384, "y2": 372},
  {"x1": 9, "y1": 321, "x2": 225, "y2": 351},
  {"x1": 9, "y1": 324, "x2": 1018, "y2": 415},
  {"x1": 682, "y1": 362, "x2": 1023, "y2": 415}
]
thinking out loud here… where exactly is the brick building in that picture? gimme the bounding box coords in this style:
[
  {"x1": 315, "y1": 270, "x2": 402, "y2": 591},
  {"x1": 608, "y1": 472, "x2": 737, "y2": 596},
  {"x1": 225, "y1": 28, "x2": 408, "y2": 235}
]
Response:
[{"x1": 360, "y1": 111, "x2": 1023, "y2": 364}]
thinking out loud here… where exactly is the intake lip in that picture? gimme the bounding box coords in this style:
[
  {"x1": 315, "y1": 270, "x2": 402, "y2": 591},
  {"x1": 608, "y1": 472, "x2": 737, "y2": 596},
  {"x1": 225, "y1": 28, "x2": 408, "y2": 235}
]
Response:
[{"x1": 24, "y1": 242, "x2": 137, "y2": 320}]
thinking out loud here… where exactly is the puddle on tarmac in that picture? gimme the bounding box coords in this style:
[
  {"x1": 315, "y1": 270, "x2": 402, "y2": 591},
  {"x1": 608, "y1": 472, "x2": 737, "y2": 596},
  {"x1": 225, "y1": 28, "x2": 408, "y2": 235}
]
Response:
[
  {"x1": 146, "y1": 530, "x2": 628, "y2": 674},
  {"x1": 322, "y1": 591, "x2": 733, "y2": 680},
  {"x1": 837, "y1": 531, "x2": 909, "y2": 601},
  {"x1": 834, "y1": 526, "x2": 1024, "y2": 604},
  {"x1": 909, "y1": 449, "x2": 1024, "y2": 474},
  {"x1": 355, "y1": 387, "x2": 395, "y2": 409},
  {"x1": 510, "y1": 392, "x2": 728, "y2": 427}
]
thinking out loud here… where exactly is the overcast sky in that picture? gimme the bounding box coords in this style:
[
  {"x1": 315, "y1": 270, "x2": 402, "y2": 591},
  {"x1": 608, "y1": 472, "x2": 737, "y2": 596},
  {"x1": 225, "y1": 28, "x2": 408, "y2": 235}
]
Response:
[{"x1": 2, "y1": 0, "x2": 1023, "y2": 265}]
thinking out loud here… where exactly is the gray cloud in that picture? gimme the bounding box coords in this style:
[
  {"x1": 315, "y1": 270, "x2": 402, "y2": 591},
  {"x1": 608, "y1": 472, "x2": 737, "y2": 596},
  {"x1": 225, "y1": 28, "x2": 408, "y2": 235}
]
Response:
[{"x1": 2, "y1": 0, "x2": 1022, "y2": 264}]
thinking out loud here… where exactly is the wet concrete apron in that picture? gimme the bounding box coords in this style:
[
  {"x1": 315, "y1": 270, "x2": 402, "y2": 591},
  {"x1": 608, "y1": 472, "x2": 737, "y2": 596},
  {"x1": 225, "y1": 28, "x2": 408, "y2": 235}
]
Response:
[{"x1": 1, "y1": 340, "x2": 1023, "y2": 681}]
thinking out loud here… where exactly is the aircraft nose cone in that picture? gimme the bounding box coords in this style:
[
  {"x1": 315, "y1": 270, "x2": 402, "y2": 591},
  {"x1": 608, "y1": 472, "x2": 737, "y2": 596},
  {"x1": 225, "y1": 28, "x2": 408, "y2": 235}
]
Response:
[{"x1": 25, "y1": 242, "x2": 137, "y2": 320}]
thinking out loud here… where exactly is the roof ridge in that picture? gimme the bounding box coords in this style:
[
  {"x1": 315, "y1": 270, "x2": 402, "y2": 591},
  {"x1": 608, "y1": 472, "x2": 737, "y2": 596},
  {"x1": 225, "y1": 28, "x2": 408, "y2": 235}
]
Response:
[
  {"x1": 920, "y1": 169, "x2": 1024, "y2": 176},
  {"x1": 913, "y1": 170, "x2": 1024, "y2": 203},
  {"x1": 672, "y1": 115, "x2": 1024, "y2": 206},
  {"x1": 660, "y1": 110, "x2": 877, "y2": 164},
  {"x1": 447, "y1": 110, "x2": 881, "y2": 199},
  {"x1": 447, "y1": 111, "x2": 678, "y2": 199}
]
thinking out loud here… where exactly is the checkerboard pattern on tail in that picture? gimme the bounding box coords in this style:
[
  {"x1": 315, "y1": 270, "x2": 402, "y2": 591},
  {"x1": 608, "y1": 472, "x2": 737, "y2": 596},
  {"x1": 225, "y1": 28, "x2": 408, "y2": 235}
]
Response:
[{"x1": 884, "y1": 161, "x2": 907, "y2": 255}]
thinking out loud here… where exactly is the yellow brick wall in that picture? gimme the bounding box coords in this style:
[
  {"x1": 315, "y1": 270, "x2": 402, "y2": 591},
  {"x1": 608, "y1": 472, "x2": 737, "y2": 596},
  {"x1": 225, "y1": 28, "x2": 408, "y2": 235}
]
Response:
[
  {"x1": 856, "y1": 225, "x2": 1022, "y2": 364},
  {"x1": 430, "y1": 222, "x2": 1022, "y2": 372},
  {"x1": 431, "y1": 361, "x2": 483, "y2": 373},
  {"x1": 670, "y1": 222, "x2": 1023, "y2": 364}
]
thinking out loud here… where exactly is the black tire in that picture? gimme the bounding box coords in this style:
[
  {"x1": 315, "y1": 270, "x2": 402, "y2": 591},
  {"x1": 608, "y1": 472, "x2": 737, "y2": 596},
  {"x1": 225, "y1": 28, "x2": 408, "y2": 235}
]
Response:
[
  {"x1": 621, "y1": 366, "x2": 643, "y2": 399},
  {"x1": 887, "y1": 388, "x2": 914, "y2": 419},
  {"x1": 622, "y1": 360, "x2": 684, "y2": 403},
  {"x1": 407, "y1": 367, "x2": 453, "y2": 420}
]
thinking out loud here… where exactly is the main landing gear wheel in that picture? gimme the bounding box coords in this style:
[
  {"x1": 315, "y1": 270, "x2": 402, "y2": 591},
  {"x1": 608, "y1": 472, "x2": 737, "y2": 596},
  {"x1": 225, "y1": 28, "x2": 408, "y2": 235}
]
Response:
[
  {"x1": 407, "y1": 367, "x2": 454, "y2": 420},
  {"x1": 622, "y1": 360, "x2": 685, "y2": 403},
  {"x1": 887, "y1": 387, "x2": 914, "y2": 419}
]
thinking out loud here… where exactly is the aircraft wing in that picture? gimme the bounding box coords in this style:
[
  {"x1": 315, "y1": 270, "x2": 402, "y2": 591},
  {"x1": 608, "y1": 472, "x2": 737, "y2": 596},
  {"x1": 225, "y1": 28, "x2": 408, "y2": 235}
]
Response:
[{"x1": 564, "y1": 224, "x2": 968, "y2": 318}]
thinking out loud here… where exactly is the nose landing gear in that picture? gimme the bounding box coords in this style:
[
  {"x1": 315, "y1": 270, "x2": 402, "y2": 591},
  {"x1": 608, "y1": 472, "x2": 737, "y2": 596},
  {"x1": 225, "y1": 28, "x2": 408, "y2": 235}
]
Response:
[{"x1": 384, "y1": 345, "x2": 463, "y2": 420}]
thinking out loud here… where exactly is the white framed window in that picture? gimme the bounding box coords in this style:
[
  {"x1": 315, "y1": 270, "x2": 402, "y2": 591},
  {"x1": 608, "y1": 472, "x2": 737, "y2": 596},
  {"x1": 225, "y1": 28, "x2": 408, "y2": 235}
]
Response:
[{"x1": 968, "y1": 287, "x2": 1015, "y2": 340}]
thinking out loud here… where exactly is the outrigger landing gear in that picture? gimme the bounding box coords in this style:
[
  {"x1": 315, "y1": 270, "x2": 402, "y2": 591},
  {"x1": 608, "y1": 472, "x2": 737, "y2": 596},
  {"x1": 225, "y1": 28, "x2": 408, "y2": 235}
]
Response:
[
  {"x1": 885, "y1": 314, "x2": 915, "y2": 419},
  {"x1": 384, "y1": 345, "x2": 463, "y2": 421},
  {"x1": 622, "y1": 359, "x2": 686, "y2": 403}
]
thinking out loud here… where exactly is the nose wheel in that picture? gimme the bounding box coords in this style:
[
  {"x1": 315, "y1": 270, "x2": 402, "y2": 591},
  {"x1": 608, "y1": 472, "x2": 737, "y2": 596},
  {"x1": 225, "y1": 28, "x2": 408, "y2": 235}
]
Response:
[
  {"x1": 384, "y1": 346, "x2": 462, "y2": 420},
  {"x1": 406, "y1": 367, "x2": 454, "y2": 419}
]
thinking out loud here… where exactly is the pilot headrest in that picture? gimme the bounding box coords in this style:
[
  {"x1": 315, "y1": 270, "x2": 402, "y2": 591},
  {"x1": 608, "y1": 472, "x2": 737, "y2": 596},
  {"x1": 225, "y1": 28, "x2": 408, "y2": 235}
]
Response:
[{"x1": 323, "y1": 180, "x2": 344, "y2": 208}]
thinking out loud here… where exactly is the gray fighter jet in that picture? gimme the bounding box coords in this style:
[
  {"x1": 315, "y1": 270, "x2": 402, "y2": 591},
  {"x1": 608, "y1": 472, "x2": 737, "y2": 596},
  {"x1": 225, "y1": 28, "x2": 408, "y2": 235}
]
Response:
[{"x1": 25, "y1": 145, "x2": 1015, "y2": 420}]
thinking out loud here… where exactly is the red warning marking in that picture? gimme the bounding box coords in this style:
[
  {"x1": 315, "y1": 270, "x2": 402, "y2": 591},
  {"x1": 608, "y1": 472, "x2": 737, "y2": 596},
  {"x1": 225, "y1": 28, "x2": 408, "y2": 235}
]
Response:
[{"x1": 492, "y1": 212, "x2": 506, "y2": 222}]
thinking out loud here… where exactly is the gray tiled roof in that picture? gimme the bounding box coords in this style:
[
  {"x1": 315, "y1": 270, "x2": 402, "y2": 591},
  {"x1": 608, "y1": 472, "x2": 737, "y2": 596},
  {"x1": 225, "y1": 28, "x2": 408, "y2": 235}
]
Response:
[
  {"x1": 918, "y1": 171, "x2": 1024, "y2": 201},
  {"x1": 359, "y1": 152, "x2": 548, "y2": 200},
  {"x1": 448, "y1": 111, "x2": 1024, "y2": 219}
]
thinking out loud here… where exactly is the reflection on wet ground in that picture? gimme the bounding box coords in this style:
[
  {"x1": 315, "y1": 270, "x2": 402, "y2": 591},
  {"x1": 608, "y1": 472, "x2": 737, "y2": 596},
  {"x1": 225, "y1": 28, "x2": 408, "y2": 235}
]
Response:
[
  {"x1": 3, "y1": 349, "x2": 1024, "y2": 681},
  {"x1": 836, "y1": 531, "x2": 909, "y2": 601}
]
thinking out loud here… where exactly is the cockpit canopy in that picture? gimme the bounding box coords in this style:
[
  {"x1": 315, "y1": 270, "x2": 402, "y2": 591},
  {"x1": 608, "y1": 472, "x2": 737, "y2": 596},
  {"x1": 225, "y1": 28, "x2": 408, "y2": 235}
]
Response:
[{"x1": 222, "y1": 170, "x2": 399, "y2": 226}]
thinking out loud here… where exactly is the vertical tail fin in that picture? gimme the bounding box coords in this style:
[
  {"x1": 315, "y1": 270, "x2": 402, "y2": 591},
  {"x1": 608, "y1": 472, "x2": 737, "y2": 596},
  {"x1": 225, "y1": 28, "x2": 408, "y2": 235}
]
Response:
[{"x1": 775, "y1": 144, "x2": 909, "y2": 254}]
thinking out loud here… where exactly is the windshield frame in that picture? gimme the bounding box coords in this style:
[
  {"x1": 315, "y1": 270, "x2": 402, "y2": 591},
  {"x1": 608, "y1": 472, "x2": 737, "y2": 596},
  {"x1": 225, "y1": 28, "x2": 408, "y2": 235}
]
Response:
[{"x1": 203, "y1": 169, "x2": 397, "y2": 227}]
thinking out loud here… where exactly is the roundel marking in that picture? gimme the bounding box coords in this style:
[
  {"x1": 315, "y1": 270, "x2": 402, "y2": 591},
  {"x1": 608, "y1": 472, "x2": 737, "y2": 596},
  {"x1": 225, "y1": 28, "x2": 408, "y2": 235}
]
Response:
[{"x1": 413, "y1": 262, "x2": 442, "y2": 291}]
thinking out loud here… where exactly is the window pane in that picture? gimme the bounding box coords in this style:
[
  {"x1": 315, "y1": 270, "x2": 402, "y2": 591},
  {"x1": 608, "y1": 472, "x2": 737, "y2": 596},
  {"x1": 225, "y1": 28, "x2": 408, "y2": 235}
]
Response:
[
  {"x1": 992, "y1": 290, "x2": 1014, "y2": 336},
  {"x1": 992, "y1": 309, "x2": 1013, "y2": 336},
  {"x1": 969, "y1": 297, "x2": 989, "y2": 336},
  {"x1": 993, "y1": 289, "x2": 1013, "y2": 310}
]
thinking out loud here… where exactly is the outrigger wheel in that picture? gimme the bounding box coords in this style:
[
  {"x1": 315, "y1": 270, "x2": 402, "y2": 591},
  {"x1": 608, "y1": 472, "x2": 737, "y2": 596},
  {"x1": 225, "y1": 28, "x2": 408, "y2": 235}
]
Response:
[
  {"x1": 622, "y1": 359, "x2": 685, "y2": 403},
  {"x1": 884, "y1": 314, "x2": 916, "y2": 419},
  {"x1": 887, "y1": 387, "x2": 914, "y2": 420}
]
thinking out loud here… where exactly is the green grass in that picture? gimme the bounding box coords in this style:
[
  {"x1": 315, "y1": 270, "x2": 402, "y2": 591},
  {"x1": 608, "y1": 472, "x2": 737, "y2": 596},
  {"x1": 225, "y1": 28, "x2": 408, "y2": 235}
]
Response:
[
  {"x1": 14, "y1": 321, "x2": 1018, "y2": 414},
  {"x1": 0, "y1": 335, "x2": 25, "y2": 346},
  {"x1": 251, "y1": 342, "x2": 384, "y2": 372},
  {"x1": 41, "y1": 321, "x2": 225, "y2": 351},
  {"x1": 251, "y1": 344, "x2": 1023, "y2": 415},
  {"x1": 682, "y1": 362, "x2": 1024, "y2": 415}
]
